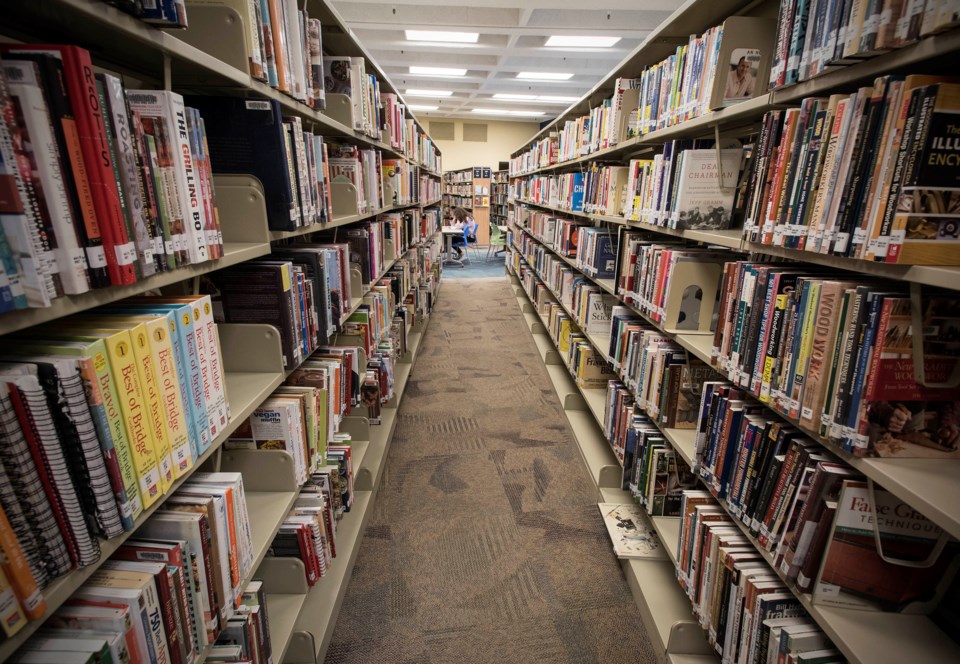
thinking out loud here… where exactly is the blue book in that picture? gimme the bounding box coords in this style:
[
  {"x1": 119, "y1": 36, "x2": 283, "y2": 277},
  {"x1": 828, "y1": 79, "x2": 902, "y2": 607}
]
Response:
[
  {"x1": 99, "y1": 302, "x2": 211, "y2": 459},
  {"x1": 570, "y1": 173, "x2": 586, "y2": 211},
  {"x1": 186, "y1": 96, "x2": 298, "y2": 231},
  {"x1": 594, "y1": 235, "x2": 618, "y2": 279}
]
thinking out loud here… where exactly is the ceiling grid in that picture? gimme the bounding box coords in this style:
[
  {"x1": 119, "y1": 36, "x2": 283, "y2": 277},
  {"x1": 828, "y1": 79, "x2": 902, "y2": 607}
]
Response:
[{"x1": 331, "y1": 0, "x2": 683, "y2": 121}]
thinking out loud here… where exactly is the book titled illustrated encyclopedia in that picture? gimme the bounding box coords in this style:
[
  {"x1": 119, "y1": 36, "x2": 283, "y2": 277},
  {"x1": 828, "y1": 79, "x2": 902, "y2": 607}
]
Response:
[{"x1": 598, "y1": 503, "x2": 665, "y2": 559}]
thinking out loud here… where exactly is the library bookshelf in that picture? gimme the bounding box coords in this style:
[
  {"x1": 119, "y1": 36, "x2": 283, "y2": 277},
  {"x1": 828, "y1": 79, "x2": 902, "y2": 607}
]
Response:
[
  {"x1": 0, "y1": 1, "x2": 444, "y2": 662},
  {"x1": 506, "y1": 0, "x2": 960, "y2": 662},
  {"x1": 443, "y1": 166, "x2": 493, "y2": 245}
]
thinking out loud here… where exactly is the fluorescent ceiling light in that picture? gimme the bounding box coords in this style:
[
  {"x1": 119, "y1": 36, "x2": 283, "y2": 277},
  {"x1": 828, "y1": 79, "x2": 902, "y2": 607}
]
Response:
[
  {"x1": 492, "y1": 93, "x2": 579, "y2": 104},
  {"x1": 405, "y1": 30, "x2": 479, "y2": 43},
  {"x1": 545, "y1": 35, "x2": 620, "y2": 48},
  {"x1": 407, "y1": 104, "x2": 439, "y2": 111},
  {"x1": 406, "y1": 89, "x2": 453, "y2": 97},
  {"x1": 409, "y1": 66, "x2": 467, "y2": 77},
  {"x1": 516, "y1": 71, "x2": 574, "y2": 81},
  {"x1": 472, "y1": 108, "x2": 545, "y2": 117}
]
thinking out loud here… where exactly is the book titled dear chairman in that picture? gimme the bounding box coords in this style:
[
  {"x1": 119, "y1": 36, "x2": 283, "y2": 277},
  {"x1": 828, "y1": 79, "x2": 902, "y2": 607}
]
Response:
[{"x1": 598, "y1": 503, "x2": 666, "y2": 559}]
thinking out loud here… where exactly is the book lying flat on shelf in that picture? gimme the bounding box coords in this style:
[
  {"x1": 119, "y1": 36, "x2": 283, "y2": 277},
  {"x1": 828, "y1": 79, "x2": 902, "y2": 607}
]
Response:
[{"x1": 597, "y1": 502, "x2": 665, "y2": 559}]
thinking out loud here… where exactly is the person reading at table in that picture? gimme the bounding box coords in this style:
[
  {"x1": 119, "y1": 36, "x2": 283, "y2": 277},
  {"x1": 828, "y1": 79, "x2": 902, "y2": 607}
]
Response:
[{"x1": 451, "y1": 207, "x2": 478, "y2": 259}]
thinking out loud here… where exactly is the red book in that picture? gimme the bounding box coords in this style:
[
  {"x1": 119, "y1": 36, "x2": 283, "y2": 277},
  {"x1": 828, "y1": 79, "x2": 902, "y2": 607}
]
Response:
[{"x1": 0, "y1": 45, "x2": 136, "y2": 285}]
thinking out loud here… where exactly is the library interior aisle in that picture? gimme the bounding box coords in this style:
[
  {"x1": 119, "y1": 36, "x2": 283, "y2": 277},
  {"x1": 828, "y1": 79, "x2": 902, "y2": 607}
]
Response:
[{"x1": 325, "y1": 279, "x2": 655, "y2": 663}]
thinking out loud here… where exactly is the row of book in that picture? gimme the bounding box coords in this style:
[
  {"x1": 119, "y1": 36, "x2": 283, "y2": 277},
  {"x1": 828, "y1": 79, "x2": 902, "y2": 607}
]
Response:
[
  {"x1": 0, "y1": 46, "x2": 225, "y2": 311},
  {"x1": 742, "y1": 78, "x2": 960, "y2": 265},
  {"x1": 228, "y1": 346, "x2": 365, "y2": 483},
  {"x1": 509, "y1": 251, "x2": 616, "y2": 391},
  {"x1": 678, "y1": 490, "x2": 843, "y2": 663},
  {"x1": 269, "y1": 465, "x2": 352, "y2": 587},
  {"x1": 521, "y1": 205, "x2": 960, "y2": 461},
  {"x1": 2, "y1": 471, "x2": 258, "y2": 660},
  {"x1": 711, "y1": 261, "x2": 960, "y2": 459},
  {"x1": 0, "y1": 295, "x2": 229, "y2": 589},
  {"x1": 511, "y1": 140, "x2": 745, "y2": 233},
  {"x1": 602, "y1": 381, "x2": 699, "y2": 516},
  {"x1": 769, "y1": 0, "x2": 959, "y2": 88},
  {"x1": 516, "y1": 217, "x2": 958, "y2": 625},
  {"x1": 691, "y1": 382, "x2": 956, "y2": 613}
]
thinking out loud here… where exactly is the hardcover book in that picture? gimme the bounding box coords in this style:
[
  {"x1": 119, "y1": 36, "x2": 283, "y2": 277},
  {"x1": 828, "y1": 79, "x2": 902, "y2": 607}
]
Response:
[{"x1": 813, "y1": 479, "x2": 959, "y2": 612}]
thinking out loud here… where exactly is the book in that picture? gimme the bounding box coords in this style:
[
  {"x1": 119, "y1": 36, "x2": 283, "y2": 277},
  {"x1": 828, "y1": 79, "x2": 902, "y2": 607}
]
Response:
[
  {"x1": 813, "y1": 479, "x2": 958, "y2": 612},
  {"x1": 597, "y1": 503, "x2": 666, "y2": 559}
]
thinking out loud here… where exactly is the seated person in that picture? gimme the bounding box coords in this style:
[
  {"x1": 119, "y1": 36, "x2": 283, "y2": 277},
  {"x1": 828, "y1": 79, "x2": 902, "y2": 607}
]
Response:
[{"x1": 450, "y1": 207, "x2": 478, "y2": 259}]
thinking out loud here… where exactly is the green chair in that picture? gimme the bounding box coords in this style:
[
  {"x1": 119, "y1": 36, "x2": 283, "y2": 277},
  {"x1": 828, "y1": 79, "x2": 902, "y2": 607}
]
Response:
[{"x1": 487, "y1": 223, "x2": 507, "y2": 260}]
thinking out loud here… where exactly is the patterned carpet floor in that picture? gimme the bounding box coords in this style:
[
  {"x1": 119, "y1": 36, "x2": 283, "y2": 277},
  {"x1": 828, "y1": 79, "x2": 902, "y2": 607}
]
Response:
[{"x1": 324, "y1": 278, "x2": 656, "y2": 664}]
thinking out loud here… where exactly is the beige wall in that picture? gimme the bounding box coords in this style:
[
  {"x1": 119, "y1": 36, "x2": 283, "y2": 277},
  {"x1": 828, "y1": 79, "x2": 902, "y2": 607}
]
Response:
[{"x1": 432, "y1": 118, "x2": 541, "y2": 173}]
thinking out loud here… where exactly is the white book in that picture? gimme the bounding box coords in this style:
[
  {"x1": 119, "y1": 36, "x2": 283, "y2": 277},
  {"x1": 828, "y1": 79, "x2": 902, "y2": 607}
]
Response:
[
  {"x1": 3, "y1": 60, "x2": 90, "y2": 294},
  {"x1": 597, "y1": 503, "x2": 665, "y2": 559},
  {"x1": 126, "y1": 90, "x2": 209, "y2": 264}
]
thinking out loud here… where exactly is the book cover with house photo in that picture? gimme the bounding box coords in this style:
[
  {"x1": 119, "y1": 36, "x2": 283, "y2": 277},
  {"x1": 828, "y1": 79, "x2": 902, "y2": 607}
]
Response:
[
  {"x1": 671, "y1": 149, "x2": 742, "y2": 230},
  {"x1": 598, "y1": 503, "x2": 665, "y2": 559}
]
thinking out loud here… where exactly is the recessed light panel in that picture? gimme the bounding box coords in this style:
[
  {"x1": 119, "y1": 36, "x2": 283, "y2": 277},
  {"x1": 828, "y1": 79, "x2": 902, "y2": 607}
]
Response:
[
  {"x1": 407, "y1": 104, "x2": 439, "y2": 111},
  {"x1": 406, "y1": 89, "x2": 454, "y2": 97},
  {"x1": 544, "y1": 36, "x2": 620, "y2": 48},
  {"x1": 516, "y1": 72, "x2": 574, "y2": 80},
  {"x1": 409, "y1": 66, "x2": 467, "y2": 77},
  {"x1": 471, "y1": 108, "x2": 545, "y2": 117},
  {"x1": 405, "y1": 30, "x2": 479, "y2": 43}
]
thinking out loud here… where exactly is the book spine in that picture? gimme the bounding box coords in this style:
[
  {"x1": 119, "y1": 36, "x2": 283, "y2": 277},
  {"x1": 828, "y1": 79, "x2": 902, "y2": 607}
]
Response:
[
  {"x1": 0, "y1": 503, "x2": 45, "y2": 620},
  {"x1": 145, "y1": 317, "x2": 193, "y2": 476},
  {"x1": 62, "y1": 47, "x2": 137, "y2": 285},
  {"x1": 128, "y1": 326, "x2": 175, "y2": 492},
  {"x1": 163, "y1": 92, "x2": 208, "y2": 265},
  {"x1": 102, "y1": 75, "x2": 160, "y2": 277},
  {"x1": 80, "y1": 348, "x2": 141, "y2": 531},
  {"x1": 194, "y1": 296, "x2": 229, "y2": 439},
  {"x1": 104, "y1": 331, "x2": 163, "y2": 508}
]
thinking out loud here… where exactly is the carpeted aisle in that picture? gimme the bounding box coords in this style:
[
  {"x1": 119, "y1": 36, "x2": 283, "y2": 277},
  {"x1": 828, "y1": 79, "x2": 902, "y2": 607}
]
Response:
[{"x1": 324, "y1": 278, "x2": 656, "y2": 664}]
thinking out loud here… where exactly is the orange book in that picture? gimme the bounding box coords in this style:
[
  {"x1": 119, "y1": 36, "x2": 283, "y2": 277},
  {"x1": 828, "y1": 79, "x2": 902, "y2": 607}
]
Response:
[{"x1": 0, "y1": 503, "x2": 46, "y2": 620}]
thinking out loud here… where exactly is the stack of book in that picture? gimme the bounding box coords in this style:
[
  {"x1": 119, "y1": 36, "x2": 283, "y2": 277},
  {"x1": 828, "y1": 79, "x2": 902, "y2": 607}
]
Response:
[
  {"x1": 324, "y1": 56, "x2": 384, "y2": 139},
  {"x1": 629, "y1": 142, "x2": 744, "y2": 230},
  {"x1": 4, "y1": 471, "x2": 256, "y2": 659},
  {"x1": 574, "y1": 227, "x2": 619, "y2": 279},
  {"x1": 741, "y1": 79, "x2": 960, "y2": 265},
  {"x1": 711, "y1": 261, "x2": 960, "y2": 458},
  {"x1": 0, "y1": 47, "x2": 225, "y2": 312},
  {"x1": 187, "y1": 95, "x2": 335, "y2": 232},
  {"x1": 769, "y1": 0, "x2": 960, "y2": 88},
  {"x1": 581, "y1": 164, "x2": 630, "y2": 217},
  {"x1": 678, "y1": 490, "x2": 830, "y2": 663},
  {"x1": 203, "y1": 248, "x2": 350, "y2": 370},
  {"x1": 613, "y1": 233, "x2": 727, "y2": 331},
  {"x1": 269, "y1": 466, "x2": 350, "y2": 586},
  {"x1": 0, "y1": 293, "x2": 229, "y2": 606}
]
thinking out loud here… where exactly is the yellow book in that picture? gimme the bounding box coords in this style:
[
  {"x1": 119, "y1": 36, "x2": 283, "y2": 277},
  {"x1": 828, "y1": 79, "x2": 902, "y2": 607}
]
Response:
[
  {"x1": 92, "y1": 315, "x2": 194, "y2": 479},
  {"x1": 65, "y1": 321, "x2": 175, "y2": 492},
  {"x1": 58, "y1": 327, "x2": 164, "y2": 508}
]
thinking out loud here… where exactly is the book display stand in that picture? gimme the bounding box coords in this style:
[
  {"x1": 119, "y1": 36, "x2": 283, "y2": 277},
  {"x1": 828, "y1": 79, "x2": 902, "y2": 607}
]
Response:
[
  {"x1": 507, "y1": 0, "x2": 960, "y2": 662},
  {"x1": 0, "y1": 0, "x2": 444, "y2": 661}
]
